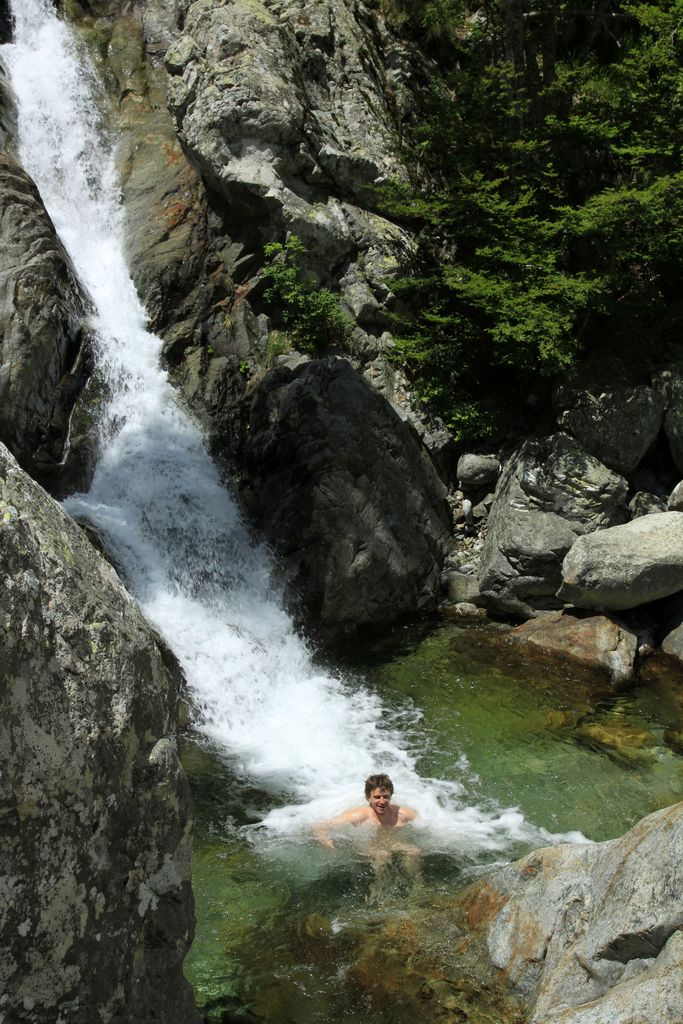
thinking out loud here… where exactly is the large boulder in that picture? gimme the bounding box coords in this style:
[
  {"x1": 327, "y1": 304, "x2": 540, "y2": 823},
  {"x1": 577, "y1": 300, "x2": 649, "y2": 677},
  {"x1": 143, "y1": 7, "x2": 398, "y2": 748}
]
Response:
[
  {"x1": 457, "y1": 452, "x2": 500, "y2": 491},
  {"x1": 463, "y1": 802, "x2": 683, "y2": 1024},
  {"x1": 0, "y1": 152, "x2": 94, "y2": 491},
  {"x1": 241, "y1": 357, "x2": 452, "y2": 637},
  {"x1": 478, "y1": 434, "x2": 628, "y2": 618},
  {"x1": 0, "y1": 444, "x2": 198, "y2": 1024},
  {"x1": 558, "y1": 511, "x2": 683, "y2": 611},
  {"x1": 509, "y1": 610, "x2": 637, "y2": 683},
  {"x1": 555, "y1": 381, "x2": 664, "y2": 477}
]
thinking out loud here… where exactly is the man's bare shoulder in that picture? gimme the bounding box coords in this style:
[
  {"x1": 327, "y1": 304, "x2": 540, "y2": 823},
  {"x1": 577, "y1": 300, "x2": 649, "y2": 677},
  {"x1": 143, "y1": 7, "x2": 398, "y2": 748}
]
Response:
[
  {"x1": 397, "y1": 806, "x2": 418, "y2": 824},
  {"x1": 337, "y1": 805, "x2": 373, "y2": 825}
]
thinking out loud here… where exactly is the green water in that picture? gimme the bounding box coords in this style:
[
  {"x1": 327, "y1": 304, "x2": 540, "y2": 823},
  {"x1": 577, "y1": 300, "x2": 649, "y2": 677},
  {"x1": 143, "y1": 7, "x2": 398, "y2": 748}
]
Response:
[{"x1": 184, "y1": 621, "x2": 683, "y2": 1023}]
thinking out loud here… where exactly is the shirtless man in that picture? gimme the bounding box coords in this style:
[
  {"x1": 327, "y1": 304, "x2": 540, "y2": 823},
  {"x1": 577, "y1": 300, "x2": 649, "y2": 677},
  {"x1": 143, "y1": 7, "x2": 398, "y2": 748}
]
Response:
[{"x1": 314, "y1": 773, "x2": 417, "y2": 849}]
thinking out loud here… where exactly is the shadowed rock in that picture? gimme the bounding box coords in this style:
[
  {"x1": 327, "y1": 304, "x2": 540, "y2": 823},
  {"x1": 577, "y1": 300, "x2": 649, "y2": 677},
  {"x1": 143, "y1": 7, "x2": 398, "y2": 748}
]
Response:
[
  {"x1": 241, "y1": 357, "x2": 452, "y2": 637},
  {"x1": 555, "y1": 382, "x2": 664, "y2": 477},
  {"x1": 0, "y1": 152, "x2": 94, "y2": 491}
]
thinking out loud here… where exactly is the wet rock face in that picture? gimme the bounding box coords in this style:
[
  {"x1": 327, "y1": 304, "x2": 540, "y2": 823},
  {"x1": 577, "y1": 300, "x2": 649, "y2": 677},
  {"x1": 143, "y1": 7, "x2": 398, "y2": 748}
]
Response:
[
  {"x1": 464, "y1": 802, "x2": 683, "y2": 1024},
  {"x1": 242, "y1": 357, "x2": 452, "y2": 637},
  {"x1": 0, "y1": 152, "x2": 94, "y2": 493},
  {"x1": 0, "y1": 1, "x2": 11, "y2": 46},
  {"x1": 0, "y1": 57, "x2": 17, "y2": 150},
  {"x1": 478, "y1": 433, "x2": 628, "y2": 618},
  {"x1": 0, "y1": 444, "x2": 198, "y2": 1024}
]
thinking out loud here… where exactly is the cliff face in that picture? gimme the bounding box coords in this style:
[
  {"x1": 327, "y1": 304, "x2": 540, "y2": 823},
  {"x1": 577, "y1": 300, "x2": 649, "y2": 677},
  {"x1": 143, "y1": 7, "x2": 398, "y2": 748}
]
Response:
[
  {"x1": 0, "y1": 443, "x2": 198, "y2": 1024},
  {"x1": 59, "y1": 0, "x2": 431, "y2": 435}
]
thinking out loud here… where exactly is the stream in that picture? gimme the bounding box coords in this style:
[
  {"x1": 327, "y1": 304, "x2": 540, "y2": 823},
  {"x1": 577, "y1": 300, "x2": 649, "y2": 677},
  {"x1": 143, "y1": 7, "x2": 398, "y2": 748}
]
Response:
[{"x1": 4, "y1": 4, "x2": 682, "y2": 1023}]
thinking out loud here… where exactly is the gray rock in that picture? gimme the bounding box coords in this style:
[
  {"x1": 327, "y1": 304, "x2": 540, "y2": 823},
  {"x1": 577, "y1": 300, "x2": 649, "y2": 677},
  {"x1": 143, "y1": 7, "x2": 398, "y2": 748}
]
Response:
[
  {"x1": 0, "y1": 152, "x2": 94, "y2": 491},
  {"x1": 657, "y1": 591, "x2": 683, "y2": 664},
  {"x1": 0, "y1": 444, "x2": 198, "y2": 1024},
  {"x1": 447, "y1": 601, "x2": 486, "y2": 619},
  {"x1": 107, "y1": 15, "x2": 221, "y2": 346},
  {"x1": 478, "y1": 434, "x2": 628, "y2": 618},
  {"x1": 166, "y1": 0, "x2": 414, "y2": 328},
  {"x1": 457, "y1": 452, "x2": 500, "y2": 490},
  {"x1": 443, "y1": 570, "x2": 482, "y2": 606},
  {"x1": 629, "y1": 490, "x2": 666, "y2": 518},
  {"x1": 241, "y1": 357, "x2": 452, "y2": 637},
  {"x1": 667, "y1": 480, "x2": 683, "y2": 511},
  {"x1": 661, "y1": 621, "x2": 683, "y2": 663},
  {"x1": 556, "y1": 381, "x2": 664, "y2": 476},
  {"x1": 468, "y1": 802, "x2": 683, "y2": 1024},
  {"x1": 559, "y1": 511, "x2": 683, "y2": 611}
]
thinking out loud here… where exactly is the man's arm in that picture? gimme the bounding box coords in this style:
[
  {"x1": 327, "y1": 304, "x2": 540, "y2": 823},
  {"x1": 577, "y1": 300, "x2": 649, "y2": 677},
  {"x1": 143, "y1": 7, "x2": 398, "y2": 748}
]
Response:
[{"x1": 313, "y1": 807, "x2": 368, "y2": 848}]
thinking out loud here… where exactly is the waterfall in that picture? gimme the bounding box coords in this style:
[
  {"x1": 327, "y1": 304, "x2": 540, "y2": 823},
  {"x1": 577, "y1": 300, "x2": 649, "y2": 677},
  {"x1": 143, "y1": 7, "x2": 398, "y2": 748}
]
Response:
[{"x1": 3, "y1": 0, "x2": 579, "y2": 850}]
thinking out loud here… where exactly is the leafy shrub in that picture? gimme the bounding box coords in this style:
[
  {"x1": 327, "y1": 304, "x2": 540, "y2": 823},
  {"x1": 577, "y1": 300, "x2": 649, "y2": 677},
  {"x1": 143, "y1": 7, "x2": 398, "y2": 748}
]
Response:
[{"x1": 262, "y1": 236, "x2": 353, "y2": 354}]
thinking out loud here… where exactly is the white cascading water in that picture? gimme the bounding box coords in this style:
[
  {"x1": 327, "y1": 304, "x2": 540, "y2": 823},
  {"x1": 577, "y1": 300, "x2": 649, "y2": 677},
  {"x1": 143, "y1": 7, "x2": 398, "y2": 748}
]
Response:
[{"x1": 3, "y1": 0, "x2": 583, "y2": 852}]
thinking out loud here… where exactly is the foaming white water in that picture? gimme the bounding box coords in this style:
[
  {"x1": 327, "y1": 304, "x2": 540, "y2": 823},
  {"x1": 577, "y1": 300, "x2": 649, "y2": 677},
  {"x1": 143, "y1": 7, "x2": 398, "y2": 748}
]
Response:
[{"x1": 4, "y1": 0, "x2": 584, "y2": 854}]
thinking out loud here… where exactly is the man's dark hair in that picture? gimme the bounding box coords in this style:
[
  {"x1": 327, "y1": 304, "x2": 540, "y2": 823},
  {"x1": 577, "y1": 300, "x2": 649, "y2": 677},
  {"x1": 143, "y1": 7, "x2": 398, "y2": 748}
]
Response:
[{"x1": 365, "y1": 773, "x2": 394, "y2": 799}]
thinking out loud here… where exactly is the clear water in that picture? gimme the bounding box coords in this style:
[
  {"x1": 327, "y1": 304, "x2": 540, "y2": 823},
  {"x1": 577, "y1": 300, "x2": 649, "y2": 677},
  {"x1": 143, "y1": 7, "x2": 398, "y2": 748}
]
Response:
[
  {"x1": 4, "y1": 5, "x2": 682, "y2": 1024},
  {"x1": 183, "y1": 626, "x2": 683, "y2": 1019},
  {"x1": 184, "y1": 623, "x2": 683, "y2": 1022}
]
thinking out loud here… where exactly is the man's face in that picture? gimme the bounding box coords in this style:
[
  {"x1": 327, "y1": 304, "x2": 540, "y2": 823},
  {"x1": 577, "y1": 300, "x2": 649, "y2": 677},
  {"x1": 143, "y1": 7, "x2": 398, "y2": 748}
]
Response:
[{"x1": 368, "y1": 786, "x2": 392, "y2": 815}]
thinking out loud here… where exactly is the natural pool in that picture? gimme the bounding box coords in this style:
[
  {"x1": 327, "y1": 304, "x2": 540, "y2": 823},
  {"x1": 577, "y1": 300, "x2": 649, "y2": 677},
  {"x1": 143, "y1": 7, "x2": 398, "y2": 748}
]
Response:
[{"x1": 183, "y1": 621, "x2": 683, "y2": 1023}]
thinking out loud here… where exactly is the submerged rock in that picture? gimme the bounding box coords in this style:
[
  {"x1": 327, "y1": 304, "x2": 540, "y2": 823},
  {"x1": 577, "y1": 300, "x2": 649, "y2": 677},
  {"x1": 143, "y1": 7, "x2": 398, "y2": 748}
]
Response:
[
  {"x1": 558, "y1": 511, "x2": 683, "y2": 611},
  {"x1": 509, "y1": 610, "x2": 637, "y2": 683},
  {"x1": 574, "y1": 720, "x2": 658, "y2": 763},
  {"x1": 0, "y1": 444, "x2": 198, "y2": 1024},
  {"x1": 241, "y1": 357, "x2": 452, "y2": 637},
  {"x1": 463, "y1": 801, "x2": 683, "y2": 1024}
]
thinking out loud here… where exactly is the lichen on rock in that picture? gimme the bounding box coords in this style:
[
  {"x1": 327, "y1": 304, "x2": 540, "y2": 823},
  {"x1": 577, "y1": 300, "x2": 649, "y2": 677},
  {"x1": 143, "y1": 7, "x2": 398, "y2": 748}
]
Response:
[{"x1": 0, "y1": 443, "x2": 198, "y2": 1024}]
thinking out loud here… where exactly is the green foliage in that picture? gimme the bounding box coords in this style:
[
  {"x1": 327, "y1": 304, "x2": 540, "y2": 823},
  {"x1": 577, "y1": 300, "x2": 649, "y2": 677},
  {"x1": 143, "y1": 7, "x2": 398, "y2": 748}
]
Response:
[
  {"x1": 262, "y1": 236, "x2": 353, "y2": 354},
  {"x1": 265, "y1": 330, "x2": 292, "y2": 368},
  {"x1": 378, "y1": 0, "x2": 683, "y2": 441}
]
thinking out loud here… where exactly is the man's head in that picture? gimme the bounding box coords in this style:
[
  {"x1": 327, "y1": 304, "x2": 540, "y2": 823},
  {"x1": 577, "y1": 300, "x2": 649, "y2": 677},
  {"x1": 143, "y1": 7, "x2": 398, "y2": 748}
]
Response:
[{"x1": 364, "y1": 773, "x2": 394, "y2": 800}]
